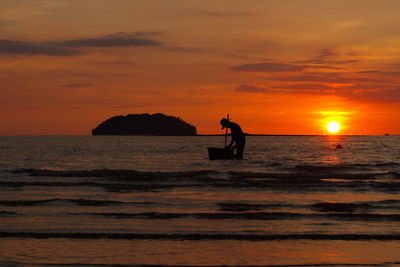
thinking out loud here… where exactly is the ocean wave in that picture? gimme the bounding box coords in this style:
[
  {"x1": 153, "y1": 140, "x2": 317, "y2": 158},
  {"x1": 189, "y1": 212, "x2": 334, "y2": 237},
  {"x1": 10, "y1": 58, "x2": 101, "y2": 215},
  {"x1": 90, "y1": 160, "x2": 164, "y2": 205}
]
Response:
[
  {"x1": 312, "y1": 200, "x2": 400, "y2": 212},
  {"x1": 294, "y1": 163, "x2": 400, "y2": 172},
  {"x1": 0, "y1": 211, "x2": 17, "y2": 216},
  {"x1": 217, "y1": 202, "x2": 291, "y2": 212},
  {"x1": 0, "y1": 180, "x2": 203, "y2": 191},
  {"x1": 228, "y1": 170, "x2": 400, "y2": 180},
  {"x1": 3, "y1": 179, "x2": 400, "y2": 193},
  {"x1": 374, "y1": 199, "x2": 400, "y2": 205},
  {"x1": 6, "y1": 168, "x2": 400, "y2": 193},
  {"x1": 218, "y1": 201, "x2": 400, "y2": 213},
  {"x1": 0, "y1": 198, "x2": 156, "y2": 206},
  {"x1": 355, "y1": 162, "x2": 400, "y2": 168},
  {"x1": 10, "y1": 168, "x2": 219, "y2": 180},
  {"x1": 294, "y1": 165, "x2": 354, "y2": 172},
  {"x1": 68, "y1": 211, "x2": 303, "y2": 220},
  {"x1": 66, "y1": 211, "x2": 400, "y2": 221},
  {"x1": 2, "y1": 198, "x2": 399, "y2": 213},
  {"x1": 2, "y1": 261, "x2": 398, "y2": 267},
  {"x1": 1, "y1": 231, "x2": 399, "y2": 241},
  {"x1": 10, "y1": 168, "x2": 400, "y2": 180},
  {"x1": 312, "y1": 202, "x2": 372, "y2": 212}
]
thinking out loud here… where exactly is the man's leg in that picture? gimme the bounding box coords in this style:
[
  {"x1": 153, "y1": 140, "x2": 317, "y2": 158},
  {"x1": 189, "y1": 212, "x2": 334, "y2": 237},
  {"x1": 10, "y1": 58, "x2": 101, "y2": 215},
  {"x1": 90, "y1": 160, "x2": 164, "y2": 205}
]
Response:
[{"x1": 235, "y1": 140, "x2": 245, "y2": 159}]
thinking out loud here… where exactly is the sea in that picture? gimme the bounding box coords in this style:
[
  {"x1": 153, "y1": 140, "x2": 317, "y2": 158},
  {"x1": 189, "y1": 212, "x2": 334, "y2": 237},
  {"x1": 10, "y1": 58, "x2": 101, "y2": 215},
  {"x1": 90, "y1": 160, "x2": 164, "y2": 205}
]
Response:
[{"x1": 0, "y1": 135, "x2": 400, "y2": 267}]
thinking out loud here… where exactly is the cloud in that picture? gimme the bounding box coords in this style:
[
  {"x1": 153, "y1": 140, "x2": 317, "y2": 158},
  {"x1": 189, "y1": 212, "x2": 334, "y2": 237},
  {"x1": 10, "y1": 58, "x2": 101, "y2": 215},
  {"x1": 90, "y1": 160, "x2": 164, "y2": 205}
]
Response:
[
  {"x1": 316, "y1": 48, "x2": 337, "y2": 59},
  {"x1": 274, "y1": 72, "x2": 385, "y2": 84},
  {"x1": 235, "y1": 84, "x2": 268, "y2": 93},
  {"x1": 232, "y1": 58, "x2": 400, "y2": 100},
  {"x1": 269, "y1": 79, "x2": 400, "y2": 102},
  {"x1": 61, "y1": 83, "x2": 93, "y2": 88},
  {"x1": 108, "y1": 32, "x2": 163, "y2": 37},
  {"x1": 47, "y1": 33, "x2": 162, "y2": 47},
  {"x1": 166, "y1": 46, "x2": 203, "y2": 53},
  {"x1": 0, "y1": 32, "x2": 163, "y2": 56},
  {"x1": 294, "y1": 48, "x2": 336, "y2": 64},
  {"x1": 295, "y1": 59, "x2": 359, "y2": 65},
  {"x1": 357, "y1": 70, "x2": 400, "y2": 76},
  {"x1": 233, "y1": 81, "x2": 400, "y2": 102},
  {"x1": 333, "y1": 60, "x2": 360, "y2": 64},
  {"x1": 274, "y1": 75, "x2": 339, "y2": 83},
  {"x1": 272, "y1": 83, "x2": 337, "y2": 91},
  {"x1": 0, "y1": 39, "x2": 82, "y2": 56},
  {"x1": 338, "y1": 84, "x2": 397, "y2": 91},
  {"x1": 340, "y1": 87, "x2": 400, "y2": 102},
  {"x1": 307, "y1": 65, "x2": 344, "y2": 70},
  {"x1": 234, "y1": 83, "x2": 338, "y2": 96},
  {"x1": 230, "y1": 62, "x2": 307, "y2": 72},
  {"x1": 294, "y1": 48, "x2": 360, "y2": 65}
]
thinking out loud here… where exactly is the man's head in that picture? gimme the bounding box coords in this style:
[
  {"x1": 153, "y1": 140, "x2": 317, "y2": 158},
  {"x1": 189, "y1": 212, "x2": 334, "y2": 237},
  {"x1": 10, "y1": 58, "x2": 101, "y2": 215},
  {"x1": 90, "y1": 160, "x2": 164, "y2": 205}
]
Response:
[{"x1": 220, "y1": 118, "x2": 230, "y2": 129}]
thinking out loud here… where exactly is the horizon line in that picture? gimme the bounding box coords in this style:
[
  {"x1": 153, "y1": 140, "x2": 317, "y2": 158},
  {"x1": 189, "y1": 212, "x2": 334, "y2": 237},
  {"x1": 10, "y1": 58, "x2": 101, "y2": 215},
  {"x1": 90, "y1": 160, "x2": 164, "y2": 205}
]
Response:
[{"x1": 0, "y1": 134, "x2": 397, "y2": 137}]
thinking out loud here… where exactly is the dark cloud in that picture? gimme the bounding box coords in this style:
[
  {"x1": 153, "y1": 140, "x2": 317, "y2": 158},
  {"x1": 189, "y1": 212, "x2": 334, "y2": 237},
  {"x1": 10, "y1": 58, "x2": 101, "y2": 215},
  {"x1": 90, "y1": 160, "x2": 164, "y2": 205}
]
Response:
[
  {"x1": 61, "y1": 83, "x2": 93, "y2": 88},
  {"x1": 166, "y1": 46, "x2": 203, "y2": 53},
  {"x1": 294, "y1": 48, "x2": 336, "y2": 64},
  {"x1": 272, "y1": 83, "x2": 337, "y2": 91},
  {"x1": 233, "y1": 80, "x2": 400, "y2": 102},
  {"x1": 235, "y1": 84, "x2": 268, "y2": 93},
  {"x1": 0, "y1": 39, "x2": 82, "y2": 56},
  {"x1": 0, "y1": 32, "x2": 163, "y2": 57},
  {"x1": 340, "y1": 87, "x2": 400, "y2": 102},
  {"x1": 107, "y1": 32, "x2": 163, "y2": 38},
  {"x1": 334, "y1": 60, "x2": 360, "y2": 64},
  {"x1": 357, "y1": 70, "x2": 400, "y2": 76},
  {"x1": 270, "y1": 79, "x2": 400, "y2": 102},
  {"x1": 294, "y1": 48, "x2": 359, "y2": 65},
  {"x1": 295, "y1": 59, "x2": 359, "y2": 65},
  {"x1": 47, "y1": 33, "x2": 162, "y2": 47},
  {"x1": 307, "y1": 65, "x2": 344, "y2": 70},
  {"x1": 274, "y1": 72, "x2": 386, "y2": 84},
  {"x1": 234, "y1": 83, "x2": 337, "y2": 96},
  {"x1": 317, "y1": 48, "x2": 337, "y2": 59},
  {"x1": 338, "y1": 84, "x2": 397, "y2": 91},
  {"x1": 230, "y1": 62, "x2": 307, "y2": 72},
  {"x1": 274, "y1": 75, "x2": 340, "y2": 83}
]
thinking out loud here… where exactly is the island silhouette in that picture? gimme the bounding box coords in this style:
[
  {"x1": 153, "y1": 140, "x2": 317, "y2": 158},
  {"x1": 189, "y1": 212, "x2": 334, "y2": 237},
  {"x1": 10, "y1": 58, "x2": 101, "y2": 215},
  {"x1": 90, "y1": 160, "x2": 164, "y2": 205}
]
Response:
[{"x1": 91, "y1": 113, "x2": 197, "y2": 136}]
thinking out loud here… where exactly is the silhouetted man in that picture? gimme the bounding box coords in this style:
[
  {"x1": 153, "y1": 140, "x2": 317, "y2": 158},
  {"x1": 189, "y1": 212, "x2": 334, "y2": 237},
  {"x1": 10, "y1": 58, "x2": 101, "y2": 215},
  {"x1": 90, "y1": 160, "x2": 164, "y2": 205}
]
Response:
[{"x1": 220, "y1": 118, "x2": 246, "y2": 159}]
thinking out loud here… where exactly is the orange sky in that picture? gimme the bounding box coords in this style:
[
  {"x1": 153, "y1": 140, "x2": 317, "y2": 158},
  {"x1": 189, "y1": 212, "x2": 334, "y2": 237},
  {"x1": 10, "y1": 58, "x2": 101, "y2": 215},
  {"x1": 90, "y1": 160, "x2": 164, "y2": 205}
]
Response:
[{"x1": 1, "y1": 0, "x2": 400, "y2": 135}]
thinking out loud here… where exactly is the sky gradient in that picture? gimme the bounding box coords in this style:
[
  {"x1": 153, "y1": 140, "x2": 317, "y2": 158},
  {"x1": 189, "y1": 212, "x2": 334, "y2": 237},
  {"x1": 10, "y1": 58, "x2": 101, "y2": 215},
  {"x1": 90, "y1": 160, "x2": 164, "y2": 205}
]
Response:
[{"x1": 1, "y1": 0, "x2": 400, "y2": 135}]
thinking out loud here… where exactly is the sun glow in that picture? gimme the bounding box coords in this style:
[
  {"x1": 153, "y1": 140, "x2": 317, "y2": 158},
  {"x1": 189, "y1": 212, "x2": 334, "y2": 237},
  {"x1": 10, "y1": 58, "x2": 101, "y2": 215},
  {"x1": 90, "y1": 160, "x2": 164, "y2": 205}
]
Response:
[{"x1": 327, "y1": 121, "x2": 340, "y2": 133}]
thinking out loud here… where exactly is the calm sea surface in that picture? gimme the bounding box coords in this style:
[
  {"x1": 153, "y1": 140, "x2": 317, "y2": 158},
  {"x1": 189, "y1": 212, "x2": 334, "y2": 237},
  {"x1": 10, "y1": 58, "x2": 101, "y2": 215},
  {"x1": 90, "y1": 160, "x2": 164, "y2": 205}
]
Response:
[{"x1": 0, "y1": 135, "x2": 400, "y2": 266}]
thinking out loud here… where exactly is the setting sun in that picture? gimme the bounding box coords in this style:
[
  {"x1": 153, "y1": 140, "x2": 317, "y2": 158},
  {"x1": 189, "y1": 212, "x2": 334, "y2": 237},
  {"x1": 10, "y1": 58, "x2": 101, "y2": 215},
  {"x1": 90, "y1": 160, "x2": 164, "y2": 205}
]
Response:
[{"x1": 327, "y1": 121, "x2": 340, "y2": 133}]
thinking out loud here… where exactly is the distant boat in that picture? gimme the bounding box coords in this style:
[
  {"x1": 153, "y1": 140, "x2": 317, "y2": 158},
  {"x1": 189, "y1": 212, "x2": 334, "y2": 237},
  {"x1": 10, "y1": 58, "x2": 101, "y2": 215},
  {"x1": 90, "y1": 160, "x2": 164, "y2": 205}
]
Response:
[{"x1": 385, "y1": 133, "x2": 390, "y2": 136}]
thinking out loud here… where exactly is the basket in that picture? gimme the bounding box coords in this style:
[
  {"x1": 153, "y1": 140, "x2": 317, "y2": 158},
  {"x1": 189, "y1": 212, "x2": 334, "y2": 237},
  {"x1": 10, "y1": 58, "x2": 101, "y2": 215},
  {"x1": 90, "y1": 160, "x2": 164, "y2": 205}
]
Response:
[{"x1": 207, "y1": 147, "x2": 234, "y2": 160}]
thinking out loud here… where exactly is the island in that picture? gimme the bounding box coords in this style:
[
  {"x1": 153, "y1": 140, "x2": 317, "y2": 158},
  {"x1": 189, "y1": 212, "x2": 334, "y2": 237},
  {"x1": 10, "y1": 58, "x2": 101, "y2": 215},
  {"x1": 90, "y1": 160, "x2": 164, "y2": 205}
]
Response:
[{"x1": 91, "y1": 113, "x2": 197, "y2": 136}]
